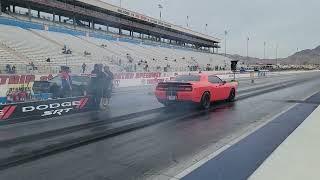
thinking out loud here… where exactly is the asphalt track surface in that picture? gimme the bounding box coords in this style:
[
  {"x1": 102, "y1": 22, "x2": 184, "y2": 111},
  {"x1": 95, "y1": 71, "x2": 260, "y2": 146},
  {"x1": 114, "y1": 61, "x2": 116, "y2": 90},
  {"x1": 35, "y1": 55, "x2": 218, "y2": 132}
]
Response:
[{"x1": 0, "y1": 72, "x2": 320, "y2": 180}]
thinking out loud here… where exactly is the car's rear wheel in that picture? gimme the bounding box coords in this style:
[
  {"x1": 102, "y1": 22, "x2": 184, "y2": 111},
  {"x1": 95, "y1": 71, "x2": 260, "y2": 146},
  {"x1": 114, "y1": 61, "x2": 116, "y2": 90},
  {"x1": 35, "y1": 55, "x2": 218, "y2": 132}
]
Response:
[
  {"x1": 200, "y1": 92, "x2": 211, "y2": 109},
  {"x1": 227, "y1": 89, "x2": 236, "y2": 102}
]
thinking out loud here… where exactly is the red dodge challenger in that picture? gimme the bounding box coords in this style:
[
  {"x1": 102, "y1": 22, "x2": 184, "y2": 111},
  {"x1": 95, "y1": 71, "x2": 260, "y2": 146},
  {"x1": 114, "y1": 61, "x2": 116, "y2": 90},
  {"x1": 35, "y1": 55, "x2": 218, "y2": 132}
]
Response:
[{"x1": 155, "y1": 74, "x2": 238, "y2": 109}]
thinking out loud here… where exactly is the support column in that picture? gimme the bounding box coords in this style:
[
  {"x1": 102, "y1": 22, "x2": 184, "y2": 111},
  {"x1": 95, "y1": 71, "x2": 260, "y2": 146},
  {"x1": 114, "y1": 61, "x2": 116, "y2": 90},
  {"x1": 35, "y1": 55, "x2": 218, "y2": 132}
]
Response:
[
  {"x1": 106, "y1": 25, "x2": 109, "y2": 32},
  {"x1": 118, "y1": 28, "x2": 122, "y2": 35},
  {"x1": 13, "y1": 5, "x2": 15, "y2": 13},
  {"x1": 59, "y1": 15, "x2": 61, "y2": 22},
  {"x1": 139, "y1": 33, "x2": 142, "y2": 39},
  {"x1": 52, "y1": 11, "x2": 55, "y2": 22},
  {"x1": 91, "y1": 20, "x2": 94, "y2": 29},
  {"x1": 73, "y1": 15, "x2": 76, "y2": 27},
  {"x1": 37, "y1": 11, "x2": 40, "y2": 18},
  {"x1": 28, "y1": 5, "x2": 31, "y2": 20},
  {"x1": 0, "y1": 0, "x2": 2, "y2": 15}
]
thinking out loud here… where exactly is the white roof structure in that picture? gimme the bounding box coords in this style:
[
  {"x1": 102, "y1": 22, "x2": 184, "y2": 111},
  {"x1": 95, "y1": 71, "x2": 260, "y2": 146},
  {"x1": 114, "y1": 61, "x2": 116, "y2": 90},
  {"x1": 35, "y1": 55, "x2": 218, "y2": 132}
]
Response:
[{"x1": 76, "y1": 0, "x2": 221, "y2": 43}]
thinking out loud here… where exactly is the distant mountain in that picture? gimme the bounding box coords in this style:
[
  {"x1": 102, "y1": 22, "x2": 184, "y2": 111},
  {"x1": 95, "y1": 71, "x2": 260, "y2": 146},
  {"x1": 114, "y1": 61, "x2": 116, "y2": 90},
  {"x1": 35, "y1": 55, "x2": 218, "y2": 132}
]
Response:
[
  {"x1": 282, "y1": 46, "x2": 320, "y2": 65},
  {"x1": 225, "y1": 45, "x2": 320, "y2": 65},
  {"x1": 225, "y1": 54, "x2": 278, "y2": 65}
]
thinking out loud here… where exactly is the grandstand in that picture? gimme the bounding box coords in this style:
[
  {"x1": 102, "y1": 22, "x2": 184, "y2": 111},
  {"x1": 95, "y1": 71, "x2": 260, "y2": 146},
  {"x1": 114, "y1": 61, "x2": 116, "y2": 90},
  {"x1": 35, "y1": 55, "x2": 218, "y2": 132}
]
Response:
[{"x1": 0, "y1": 0, "x2": 230, "y2": 74}]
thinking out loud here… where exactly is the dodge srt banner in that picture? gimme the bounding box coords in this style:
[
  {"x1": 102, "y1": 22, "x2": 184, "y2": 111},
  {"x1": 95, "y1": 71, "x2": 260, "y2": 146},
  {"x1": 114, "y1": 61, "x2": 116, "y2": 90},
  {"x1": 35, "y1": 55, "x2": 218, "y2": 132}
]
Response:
[{"x1": 0, "y1": 96, "x2": 92, "y2": 124}]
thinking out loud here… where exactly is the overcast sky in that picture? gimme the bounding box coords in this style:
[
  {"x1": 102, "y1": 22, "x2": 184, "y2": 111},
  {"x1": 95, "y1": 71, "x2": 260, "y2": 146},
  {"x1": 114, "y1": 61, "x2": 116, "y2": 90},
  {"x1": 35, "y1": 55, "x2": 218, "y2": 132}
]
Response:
[{"x1": 103, "y1": 0, "x2": 320, "y2": 58}]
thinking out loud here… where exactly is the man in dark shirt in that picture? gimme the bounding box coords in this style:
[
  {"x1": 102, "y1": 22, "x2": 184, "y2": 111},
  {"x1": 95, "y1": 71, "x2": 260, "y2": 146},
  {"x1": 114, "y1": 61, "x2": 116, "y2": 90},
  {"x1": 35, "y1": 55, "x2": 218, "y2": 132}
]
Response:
[
  {"x1": 102, "y1": 66, "x2": 114, "y2": 108},
  {"x1": 90, "y1": 64, "x2": 105, "y2": 109}
]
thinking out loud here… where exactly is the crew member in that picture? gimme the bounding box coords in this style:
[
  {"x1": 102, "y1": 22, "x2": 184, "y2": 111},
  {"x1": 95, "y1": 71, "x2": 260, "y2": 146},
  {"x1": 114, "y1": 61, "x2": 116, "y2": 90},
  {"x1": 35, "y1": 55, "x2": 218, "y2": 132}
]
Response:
[
  {"x1": 90, "y1": 64, "x2": 104, "y2": 109},
  {"x1": 102, "y1": 65, "x2": 114, "y2": 108},
  {"x1": 60, "y1": 66, "x2": 72, "y2": 98}
]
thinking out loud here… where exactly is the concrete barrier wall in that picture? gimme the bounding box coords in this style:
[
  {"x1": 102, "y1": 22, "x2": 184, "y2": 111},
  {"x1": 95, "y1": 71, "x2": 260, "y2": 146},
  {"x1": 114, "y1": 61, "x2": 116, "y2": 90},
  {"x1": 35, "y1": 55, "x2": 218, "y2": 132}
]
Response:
[{"x1": 0, "y1": 70, "x2": 316, "y2": 97}]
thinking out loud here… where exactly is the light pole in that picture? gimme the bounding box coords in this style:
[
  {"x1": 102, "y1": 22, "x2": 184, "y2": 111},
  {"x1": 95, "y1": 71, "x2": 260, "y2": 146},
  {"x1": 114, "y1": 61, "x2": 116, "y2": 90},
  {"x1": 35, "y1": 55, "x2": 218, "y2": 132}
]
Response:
[
  {"x1": 264, "y1": 41, "x2": 266, "y2": 60},
  {"x1": 275, "y1": 44, "x2": 278, "y2": 66},
  {"x1": 296, "y1": 48, "x2": 299, "y2": 65},
  {"x1": 224, "y1": 30, "x2": 228, "y2": 68},
  {"x1": 186, "y1": 16, "x2": 189, "y2": 27},
  {"x1": 224, "y1": 30, "x2": 228, "y2": 57},
  {"x1": 205, "y1": 24, "x2": 208, "y2": 34},
  {"x1": 246, "y1": 37, "x2": 249, "y2": 59},
  {"x1": 158, "y1": 4, "x2": 163, "y2": 20}
]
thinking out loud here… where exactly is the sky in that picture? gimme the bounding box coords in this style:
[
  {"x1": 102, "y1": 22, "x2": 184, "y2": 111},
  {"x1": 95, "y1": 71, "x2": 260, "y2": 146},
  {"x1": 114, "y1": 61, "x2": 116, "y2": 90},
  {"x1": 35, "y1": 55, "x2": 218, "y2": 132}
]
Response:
[{"x1": 103, "y1": 0, "x2": 320, "y2": 58}]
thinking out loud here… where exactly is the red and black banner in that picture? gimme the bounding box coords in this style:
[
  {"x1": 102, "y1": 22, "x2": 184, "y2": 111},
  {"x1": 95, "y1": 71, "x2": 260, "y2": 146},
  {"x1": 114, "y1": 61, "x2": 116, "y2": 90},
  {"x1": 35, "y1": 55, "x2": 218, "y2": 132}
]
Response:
[{"x1": 0, "y1": 96, "x2": 93, "y2": 125}]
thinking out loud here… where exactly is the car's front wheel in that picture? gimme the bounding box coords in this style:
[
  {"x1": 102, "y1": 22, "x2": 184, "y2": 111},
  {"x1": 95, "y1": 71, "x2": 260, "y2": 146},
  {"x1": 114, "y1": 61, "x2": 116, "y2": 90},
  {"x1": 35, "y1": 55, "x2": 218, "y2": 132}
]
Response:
[{"x1": 199, "y1": 92, "x2": 211, "y2": 109}]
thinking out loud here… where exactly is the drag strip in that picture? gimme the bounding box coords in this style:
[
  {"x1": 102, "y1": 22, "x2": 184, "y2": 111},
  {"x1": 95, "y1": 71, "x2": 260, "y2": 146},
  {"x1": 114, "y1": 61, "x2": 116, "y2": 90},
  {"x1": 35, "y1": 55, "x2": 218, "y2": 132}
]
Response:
[
  {"x1": 0, "y1": 73, "x2": 316, "y2": 148},
  {"x1": 0, "y1": 72, "x2": 319, "y2": 172}
]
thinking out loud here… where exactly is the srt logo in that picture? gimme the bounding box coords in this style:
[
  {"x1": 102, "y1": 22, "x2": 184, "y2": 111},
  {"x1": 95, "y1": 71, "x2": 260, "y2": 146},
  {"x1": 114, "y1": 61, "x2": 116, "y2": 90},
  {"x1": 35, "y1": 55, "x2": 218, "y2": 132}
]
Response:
[{"x1": 22, "y1": 98, "x2": 89, "y2": 117}]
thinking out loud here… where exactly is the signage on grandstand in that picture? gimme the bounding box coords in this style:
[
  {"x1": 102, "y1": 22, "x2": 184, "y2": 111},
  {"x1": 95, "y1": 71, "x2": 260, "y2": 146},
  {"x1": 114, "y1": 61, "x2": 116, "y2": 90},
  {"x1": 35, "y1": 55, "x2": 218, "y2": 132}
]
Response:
[
  {"x1": 0, "y1": 75, "x2": 35, "y2": 85},
  {"x1": 0, "y1": 74, "x2": 54, "y2": 85},
  {"x1": 114, "y1": 72, "x2": 162, "y2": 80},
  {"x1": 0, "y1": 97, "x2": 92, "y2": 124}
]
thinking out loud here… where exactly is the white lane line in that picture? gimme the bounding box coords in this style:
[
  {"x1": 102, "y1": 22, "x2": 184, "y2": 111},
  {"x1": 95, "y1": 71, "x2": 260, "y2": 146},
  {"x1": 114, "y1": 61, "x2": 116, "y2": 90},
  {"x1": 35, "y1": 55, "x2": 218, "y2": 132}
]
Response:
[{"x1": 170, "y1": 90, "x2": 319, "y2": 180}]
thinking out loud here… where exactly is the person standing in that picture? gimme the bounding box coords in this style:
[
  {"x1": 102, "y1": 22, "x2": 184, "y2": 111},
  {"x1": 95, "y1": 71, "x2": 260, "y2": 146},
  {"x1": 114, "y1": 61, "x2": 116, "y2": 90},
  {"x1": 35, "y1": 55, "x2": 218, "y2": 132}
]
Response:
[
  {"x1": 6, "y1": 64, "x2": 11, "y2": 73},
  {"x1": 11, "y1": 65, "x2": 16, "y2": 74},
  {"x1": 101, "y1": 65, "x2": 114, "y2": 108},
  {"x1": 82, "y1": 63, "x2": 86, "y2": 73},
  {"x1": 90, "y1": 64, "x2": 105, "y2": 110},
  {"x1": 60, "y1": 66, "x2": 72, "y2": 98}
]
